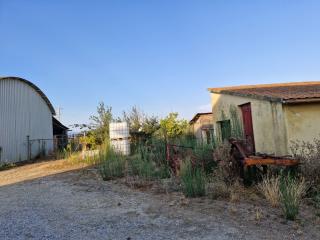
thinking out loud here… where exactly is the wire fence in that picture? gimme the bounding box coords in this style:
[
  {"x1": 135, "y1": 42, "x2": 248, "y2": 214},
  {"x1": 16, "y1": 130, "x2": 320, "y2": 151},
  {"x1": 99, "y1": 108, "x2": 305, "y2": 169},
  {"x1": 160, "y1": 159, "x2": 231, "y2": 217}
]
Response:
[{"x1": 27, "y1": 136, "x2": 81, "y2": 161}]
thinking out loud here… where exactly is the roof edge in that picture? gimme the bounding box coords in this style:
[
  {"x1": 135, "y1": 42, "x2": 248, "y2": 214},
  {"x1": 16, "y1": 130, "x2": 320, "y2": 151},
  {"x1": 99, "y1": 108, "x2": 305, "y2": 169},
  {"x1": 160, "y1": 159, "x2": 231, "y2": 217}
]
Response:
[
  {"x1": 190, "y1": 112, "x2": 213, "y2": 124},
  {"x1": 0, "y1": 76, "x2": 56, "y2": 115},
  {"x1": 208, "y1": 81, "x2": 320, "y2": 93},
  {"x1": 210, "y1": 90, "x2": 283, "y2": 103}
]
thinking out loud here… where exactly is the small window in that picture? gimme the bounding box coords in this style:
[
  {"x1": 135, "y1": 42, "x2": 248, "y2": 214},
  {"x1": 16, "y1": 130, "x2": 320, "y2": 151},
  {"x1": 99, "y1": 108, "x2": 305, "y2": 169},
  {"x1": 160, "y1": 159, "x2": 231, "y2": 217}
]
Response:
[
  {"x1": 219, "y1": 120, "x2": 231, "y2": 141},
  {"x1": 201, "y1": 128, "x2": 214, "y2": 144}
]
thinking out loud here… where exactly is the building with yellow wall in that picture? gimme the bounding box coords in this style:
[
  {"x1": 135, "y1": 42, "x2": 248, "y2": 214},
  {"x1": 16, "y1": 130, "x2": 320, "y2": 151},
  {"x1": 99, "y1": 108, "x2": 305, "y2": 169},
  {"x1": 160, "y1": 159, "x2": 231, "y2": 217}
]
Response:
[
  {"x1": 208, "y1": 82, "x2": 320, "y2": 156},
  {"x1": 189, "y1": 113, "x2": 214, "y2": 144}
]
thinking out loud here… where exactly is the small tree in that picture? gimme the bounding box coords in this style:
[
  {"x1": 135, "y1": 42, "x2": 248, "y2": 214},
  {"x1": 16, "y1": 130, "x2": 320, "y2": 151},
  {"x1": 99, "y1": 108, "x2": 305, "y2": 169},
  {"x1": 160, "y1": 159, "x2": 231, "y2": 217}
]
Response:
[
  {"x1": 123, "y1": 106, "x2": 145, "y2": 132},
  {"x1": 90, "y1": 102, "x2": 113, "y2": 144},
  {"x1": 142, "y1": 116, "x2": 160, "y2": 136},
  {"x1": 159, "y1": 112, "x2": 189, "y2": 139}
]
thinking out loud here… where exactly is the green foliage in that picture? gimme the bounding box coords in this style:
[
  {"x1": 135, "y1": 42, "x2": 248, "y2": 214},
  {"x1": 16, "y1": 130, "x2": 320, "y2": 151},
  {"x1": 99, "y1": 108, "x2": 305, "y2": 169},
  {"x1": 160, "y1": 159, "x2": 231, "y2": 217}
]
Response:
[
  {"x1": 180, "y1": 158, "x2": 206, "y2": 197},
  {"x1": 229, "y1": 105, "x2": 243, "y2": 139},
  {"x1": 123, "y1": 106, "x2": 144, "y2": 132},
  {"x1": 159, "y1": 113, "x2": 189, "y2": 139},
  {"x1": 141, "y1": 116, "x2": 160, "y2": 136},
  {"x1": 90, "y1": 102, "x2": 113, "y2": 145},
  {"x1": 0, "y1": 162, "x2": 16, "y2": 171},
  {"x1": 279, "y1": 175, "x2": 306, "y2": 220},
  {"x1": 79, "y1": 132, "x2": 97, "y2": 150},
  {"x1": 129, "y1": 155, "x2": 157, "y2": 180},
  {"x1": 129, "y1": 142, "x2": 170, "y2": 180},
  {"x1": 193, "y1": 143, "x2": 217, "y2": 174},
  {"x1": 99, "y1": 146, "x2": 126, "y2": 180}
]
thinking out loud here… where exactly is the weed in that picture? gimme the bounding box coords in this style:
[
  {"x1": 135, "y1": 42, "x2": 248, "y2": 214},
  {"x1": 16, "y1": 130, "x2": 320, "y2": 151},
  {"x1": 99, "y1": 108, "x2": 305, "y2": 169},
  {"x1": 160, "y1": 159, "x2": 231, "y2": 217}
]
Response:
[
  {"x1": 255, "y1": 207, "x2": 263, "y2": 222},
  {"x1": 229, "y1": 181, "x2": 243, "y2": 203},
  {"x1": 99, "y1": 147, "x2": 126, "y2": 180},
  {"x1": 280, "y1": 175, "x2": 307, "y2": 220},
  {"x1": 258, "y1": 175, "x2": 281, "y2": 207},
  {"x1": 128, "y1": 154, "x2": 170, "y2": 180},
  {"x1": 206, "y1": 175, "x2": 230, "y2": 199},
  {"x1": 180, "y1": 158, "x2": 206, "y2": 198},
  {"x1": 0, "y1": 162, "x2": 16, "y2": 171},
  {"x1": 214, "y1": 142, "x2": 240, "y2": 184},
  {"x1": 291, "y1": 138, "x2": 320, "y2": 192}
]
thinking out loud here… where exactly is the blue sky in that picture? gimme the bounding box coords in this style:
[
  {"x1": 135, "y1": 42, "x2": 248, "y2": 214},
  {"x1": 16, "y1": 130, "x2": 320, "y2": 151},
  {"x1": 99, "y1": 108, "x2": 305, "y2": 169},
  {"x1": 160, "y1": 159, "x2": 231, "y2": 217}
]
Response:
[{"x1": 1, "y1": 0, "x2": 320, "y2": 125}]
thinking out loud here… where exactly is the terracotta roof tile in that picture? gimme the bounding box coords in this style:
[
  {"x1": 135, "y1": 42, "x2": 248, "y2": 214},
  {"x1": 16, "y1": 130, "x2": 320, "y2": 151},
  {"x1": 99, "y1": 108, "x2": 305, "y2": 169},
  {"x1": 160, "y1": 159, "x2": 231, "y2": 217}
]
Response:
[{"x1": 208, "y1": 82, "x2": 320, "y2": 103}]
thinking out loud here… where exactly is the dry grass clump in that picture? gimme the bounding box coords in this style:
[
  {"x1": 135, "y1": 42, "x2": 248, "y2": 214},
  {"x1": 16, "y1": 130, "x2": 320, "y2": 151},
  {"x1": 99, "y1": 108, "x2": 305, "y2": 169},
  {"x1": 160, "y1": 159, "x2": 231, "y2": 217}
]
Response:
[
  {"x1": 229, "y1": 181, "x2": 244, "y2": 203},
  {"x1": 258, "y1": 175, "x2": 281, "y2": 208}
]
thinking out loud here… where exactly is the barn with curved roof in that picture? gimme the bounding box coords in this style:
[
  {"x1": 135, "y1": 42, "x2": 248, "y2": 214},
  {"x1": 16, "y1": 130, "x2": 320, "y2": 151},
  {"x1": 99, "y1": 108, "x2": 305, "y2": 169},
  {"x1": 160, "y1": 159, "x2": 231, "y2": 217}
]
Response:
[{"x1": 0, "y1": 76, "x2": 56, "y2": 163}]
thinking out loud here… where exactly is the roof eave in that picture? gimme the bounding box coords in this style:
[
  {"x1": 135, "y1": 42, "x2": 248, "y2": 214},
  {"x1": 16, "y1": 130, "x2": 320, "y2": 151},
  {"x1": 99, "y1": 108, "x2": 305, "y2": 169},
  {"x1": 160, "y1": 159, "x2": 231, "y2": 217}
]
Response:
[
  {"x1": 282, "y1": 98, "x2": 320, "y2": 104},
  {"x1": 209, "y1": 90, "x2": 283, "y2": 103}
]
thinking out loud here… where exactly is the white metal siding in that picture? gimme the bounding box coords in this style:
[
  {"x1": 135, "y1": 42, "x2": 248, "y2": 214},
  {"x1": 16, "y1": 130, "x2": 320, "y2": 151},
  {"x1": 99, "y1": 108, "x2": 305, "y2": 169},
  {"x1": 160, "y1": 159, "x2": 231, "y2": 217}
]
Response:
[{"x1": 0, "y1": 79, "x2": 53, "y2": 163}]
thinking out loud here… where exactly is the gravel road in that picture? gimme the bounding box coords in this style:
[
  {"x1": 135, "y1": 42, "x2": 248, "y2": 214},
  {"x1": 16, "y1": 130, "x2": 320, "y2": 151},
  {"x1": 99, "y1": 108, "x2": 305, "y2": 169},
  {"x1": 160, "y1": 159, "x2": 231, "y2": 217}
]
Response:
[{"x1": 0, "y1": 160, "x2": 319, "y2": 240}]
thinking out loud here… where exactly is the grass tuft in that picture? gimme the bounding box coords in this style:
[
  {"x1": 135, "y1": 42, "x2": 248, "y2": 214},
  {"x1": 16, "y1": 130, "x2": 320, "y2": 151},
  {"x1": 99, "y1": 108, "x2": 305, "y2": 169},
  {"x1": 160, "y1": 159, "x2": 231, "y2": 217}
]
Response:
[
  {"x1": 180, "y1": 158, "x2": 206, "y2": 198},
  {"x1": 280, "y1": 175, "x2": 307, "y2": 220},
  {"x1": 258, "y1": 175, "x2": 281, "y2": 208},
  {"x1": 99, "y1": 147, "x2": 126, "y2": 181}
]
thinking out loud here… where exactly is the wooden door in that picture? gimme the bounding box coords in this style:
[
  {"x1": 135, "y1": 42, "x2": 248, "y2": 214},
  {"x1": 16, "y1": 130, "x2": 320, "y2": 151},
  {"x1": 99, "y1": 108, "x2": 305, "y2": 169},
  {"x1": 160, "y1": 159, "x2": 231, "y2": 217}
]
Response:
[{"x1": 240, "y1": 103, "x2": 255, "y2": 153}]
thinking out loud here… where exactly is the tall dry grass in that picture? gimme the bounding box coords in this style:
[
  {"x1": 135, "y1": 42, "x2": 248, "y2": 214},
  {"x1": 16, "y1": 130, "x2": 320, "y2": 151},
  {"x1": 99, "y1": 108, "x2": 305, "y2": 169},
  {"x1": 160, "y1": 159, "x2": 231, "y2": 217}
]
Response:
[{"x1": 258, "y1": 175, "x2": 281, "y2": 207}]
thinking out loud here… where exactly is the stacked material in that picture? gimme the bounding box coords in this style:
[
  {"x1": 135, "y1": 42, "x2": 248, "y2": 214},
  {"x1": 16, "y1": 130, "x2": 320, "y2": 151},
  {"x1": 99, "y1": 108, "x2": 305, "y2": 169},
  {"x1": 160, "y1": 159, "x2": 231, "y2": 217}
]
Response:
[{"x1": 109, "y1": 122, "x2": 130, "y2": 155}]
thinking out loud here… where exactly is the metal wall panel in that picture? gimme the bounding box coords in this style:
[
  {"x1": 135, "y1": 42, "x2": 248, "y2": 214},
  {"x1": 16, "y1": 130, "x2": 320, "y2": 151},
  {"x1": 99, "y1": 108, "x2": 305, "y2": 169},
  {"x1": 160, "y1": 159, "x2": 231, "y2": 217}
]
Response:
[{"x1": 0, "y1": 79, "x2": 53, "y2": 163}]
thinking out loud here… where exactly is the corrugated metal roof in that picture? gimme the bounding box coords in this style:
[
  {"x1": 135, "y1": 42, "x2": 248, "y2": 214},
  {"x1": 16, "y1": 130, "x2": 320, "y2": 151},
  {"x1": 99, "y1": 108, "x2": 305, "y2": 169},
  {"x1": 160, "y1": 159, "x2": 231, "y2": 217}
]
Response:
[{"x1": 0, "y1": 77, "x2": 56, "y2": 115}]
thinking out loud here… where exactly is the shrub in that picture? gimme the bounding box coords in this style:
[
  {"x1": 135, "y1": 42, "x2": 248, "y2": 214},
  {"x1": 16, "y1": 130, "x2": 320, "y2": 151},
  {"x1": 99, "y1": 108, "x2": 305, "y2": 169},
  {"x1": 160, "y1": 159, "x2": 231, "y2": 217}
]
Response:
[
  {"x1": 279, "y1": 175, "x2": 307, "y2": 220},
  {"x1": 130, "y1": 141, "x2": 170, "y2": 180},
  {"x1": 180, "y1": 158, "x2": 206, "y2": 197},
  {"x1": 128, "y1": 154, "x2": 170, "y2": 180},
  {"x1": 128, "y1": 155, "x2": 157, "y2": 180},
  {"x1": 206, "y1": 173, "x2": 230, "y2": 200},
  {"x1": 99, "y1": 148, "x2": 126, "y2": 180},
  {"x1": 214, "y1": 142, "x2": 240, "y2": 184},
  {"x1": 258, "y1": 175, "x2": 281, "y2": 207},
  {"x1": 193, "y1": 143, "x2": 216, "y2": 174},
  {"x1": 291, "y1": 138, "x2": 320, "y2": 192}
]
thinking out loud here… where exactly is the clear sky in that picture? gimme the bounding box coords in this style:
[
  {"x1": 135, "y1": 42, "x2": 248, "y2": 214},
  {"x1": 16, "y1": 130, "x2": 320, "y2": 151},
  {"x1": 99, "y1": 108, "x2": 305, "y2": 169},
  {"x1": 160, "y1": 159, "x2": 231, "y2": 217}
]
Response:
[{"x1": 1, "y1": 0, "x2": 320, "y2": 125}]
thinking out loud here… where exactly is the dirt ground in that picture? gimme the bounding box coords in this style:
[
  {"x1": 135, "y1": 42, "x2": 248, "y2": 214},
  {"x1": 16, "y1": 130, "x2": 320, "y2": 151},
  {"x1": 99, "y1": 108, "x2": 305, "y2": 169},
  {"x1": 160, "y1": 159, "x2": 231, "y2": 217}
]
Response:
[{"x1": 0, "y1": 159, "x2": 319, "y2": 240}]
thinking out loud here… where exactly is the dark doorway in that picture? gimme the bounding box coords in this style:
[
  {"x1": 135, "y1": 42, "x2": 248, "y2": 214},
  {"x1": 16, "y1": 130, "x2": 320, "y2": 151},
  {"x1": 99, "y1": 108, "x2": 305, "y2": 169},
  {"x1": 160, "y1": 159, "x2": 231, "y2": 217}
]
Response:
[
  {"x1": 219, "y1": 120, "x2": 231, "y2": 142},
  {"x1": 240, "y1": 103, "x2": 255, "y2": 153}
]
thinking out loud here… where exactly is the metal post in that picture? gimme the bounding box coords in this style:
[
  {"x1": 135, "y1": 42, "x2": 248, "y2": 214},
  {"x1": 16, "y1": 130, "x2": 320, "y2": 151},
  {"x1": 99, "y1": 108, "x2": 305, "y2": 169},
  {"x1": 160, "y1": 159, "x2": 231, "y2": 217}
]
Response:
[{"x1": 27, "y1": 135, "x2": 31, "y2": 161}]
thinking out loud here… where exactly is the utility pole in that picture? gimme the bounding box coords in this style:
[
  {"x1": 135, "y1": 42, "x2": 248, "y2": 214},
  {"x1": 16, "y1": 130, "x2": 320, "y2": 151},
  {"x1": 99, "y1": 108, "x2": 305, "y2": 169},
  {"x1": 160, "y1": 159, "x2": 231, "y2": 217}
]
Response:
[{"x1": 56, "y1": 107, "x2": 63, "y2": 120}]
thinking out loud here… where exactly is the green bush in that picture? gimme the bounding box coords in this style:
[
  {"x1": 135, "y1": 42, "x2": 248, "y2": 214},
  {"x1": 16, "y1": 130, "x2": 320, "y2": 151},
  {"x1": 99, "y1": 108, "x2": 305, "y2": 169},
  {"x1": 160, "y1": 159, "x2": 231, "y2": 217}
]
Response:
[
  {"x1": 180, "y1": 158, "x2": 206, "y2": 198},
  {"x1": 129, "y1": 155, "x2": 156, "y2": 180},
  {"x1": 99, "y1": 148, "x2": 126, "y2": 181},
  {"x1": 128, "y1": 154, "x2": 170, "y2": 180},
  {"x1": 279, "y1": 175, "x2": 306, "y2": 220}
]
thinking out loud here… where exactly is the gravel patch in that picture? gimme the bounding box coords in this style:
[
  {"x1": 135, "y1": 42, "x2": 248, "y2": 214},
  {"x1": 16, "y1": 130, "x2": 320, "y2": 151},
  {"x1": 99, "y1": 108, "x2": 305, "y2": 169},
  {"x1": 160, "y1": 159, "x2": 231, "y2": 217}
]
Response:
[{"x1": 0, "y1": 160, "x2": 319, "y2": 240}]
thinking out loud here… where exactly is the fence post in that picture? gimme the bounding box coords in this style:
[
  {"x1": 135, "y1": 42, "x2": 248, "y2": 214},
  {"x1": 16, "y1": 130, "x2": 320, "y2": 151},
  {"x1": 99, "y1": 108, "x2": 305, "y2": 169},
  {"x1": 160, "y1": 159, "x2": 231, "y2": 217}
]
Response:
[{"x1": 27, "y1": 135, "x2": 31, "y2": 161}]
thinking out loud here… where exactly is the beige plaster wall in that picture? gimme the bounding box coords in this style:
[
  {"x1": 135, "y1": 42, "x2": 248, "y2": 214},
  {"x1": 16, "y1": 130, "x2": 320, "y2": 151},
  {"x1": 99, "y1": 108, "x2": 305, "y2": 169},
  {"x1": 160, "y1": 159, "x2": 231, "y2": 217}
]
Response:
[
  {"x1": 284, "y1": 103, "x2": 320, "y2": 152},
  {"x1": 191, "y1": 115, "x2": 213, "y2": 142},
  {"x1": 210, "y1": 93, "x2": 288, "y2": 155}
]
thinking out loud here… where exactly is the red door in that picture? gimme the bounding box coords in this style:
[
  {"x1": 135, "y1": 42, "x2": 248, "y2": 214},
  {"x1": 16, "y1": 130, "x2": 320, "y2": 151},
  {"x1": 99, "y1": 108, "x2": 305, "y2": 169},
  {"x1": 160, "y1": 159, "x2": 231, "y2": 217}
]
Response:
[{"x1": 240, "y1": 103, "x2": 255, "y2": 153}]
